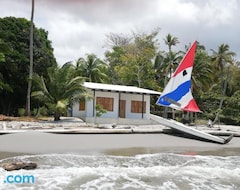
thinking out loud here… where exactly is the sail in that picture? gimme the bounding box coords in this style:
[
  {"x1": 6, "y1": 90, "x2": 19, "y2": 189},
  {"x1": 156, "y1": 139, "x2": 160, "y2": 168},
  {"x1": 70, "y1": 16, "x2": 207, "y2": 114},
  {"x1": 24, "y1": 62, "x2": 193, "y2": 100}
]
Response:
[{"x1": 156, "y1": 41, "x2": 201, "y2": 112}]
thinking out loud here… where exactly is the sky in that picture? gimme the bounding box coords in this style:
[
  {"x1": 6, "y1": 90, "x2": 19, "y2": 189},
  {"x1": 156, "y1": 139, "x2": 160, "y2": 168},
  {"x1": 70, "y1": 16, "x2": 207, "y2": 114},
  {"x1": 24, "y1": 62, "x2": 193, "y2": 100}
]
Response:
[{"x1": 0, "y1": 0, "x2": 239, "y2": 65}]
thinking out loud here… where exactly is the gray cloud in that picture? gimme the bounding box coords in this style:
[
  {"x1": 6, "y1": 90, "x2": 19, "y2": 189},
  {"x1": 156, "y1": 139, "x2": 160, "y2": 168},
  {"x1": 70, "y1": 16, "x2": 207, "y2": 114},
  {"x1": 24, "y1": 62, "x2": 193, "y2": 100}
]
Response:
[{"x1": 0, "y1": 0, "x2": 239, "y2": 65}]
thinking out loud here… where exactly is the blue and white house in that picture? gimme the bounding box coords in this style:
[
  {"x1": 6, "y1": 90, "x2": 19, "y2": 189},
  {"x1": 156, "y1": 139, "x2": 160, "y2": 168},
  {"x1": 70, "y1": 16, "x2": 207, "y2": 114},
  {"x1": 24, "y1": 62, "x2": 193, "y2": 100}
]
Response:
[{"x1": 72, "y1": 82, "x2": 161, "y2": 124}]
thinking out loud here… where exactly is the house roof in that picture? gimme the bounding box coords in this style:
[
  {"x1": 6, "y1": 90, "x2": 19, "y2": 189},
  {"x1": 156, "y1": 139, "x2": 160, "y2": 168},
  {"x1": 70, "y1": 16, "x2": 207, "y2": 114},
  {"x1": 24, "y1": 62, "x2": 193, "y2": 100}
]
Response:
[{"x1": 83, "y1": 82, "x2": 161, "y2": 95}]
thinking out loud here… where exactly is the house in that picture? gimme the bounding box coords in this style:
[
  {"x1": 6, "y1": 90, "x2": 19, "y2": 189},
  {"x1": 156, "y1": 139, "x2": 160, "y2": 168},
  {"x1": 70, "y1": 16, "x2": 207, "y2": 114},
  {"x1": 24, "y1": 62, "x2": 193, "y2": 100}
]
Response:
[{"x1": 72, "y1": 82, "x2": 161, "y2": 124}]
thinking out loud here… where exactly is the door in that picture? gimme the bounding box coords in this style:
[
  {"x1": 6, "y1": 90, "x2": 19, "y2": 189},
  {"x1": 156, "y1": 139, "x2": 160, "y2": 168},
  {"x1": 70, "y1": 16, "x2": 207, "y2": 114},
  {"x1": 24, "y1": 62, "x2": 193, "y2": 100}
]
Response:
[{"x1": 119, "y1": 100, "x2": 126, "y2": 118}]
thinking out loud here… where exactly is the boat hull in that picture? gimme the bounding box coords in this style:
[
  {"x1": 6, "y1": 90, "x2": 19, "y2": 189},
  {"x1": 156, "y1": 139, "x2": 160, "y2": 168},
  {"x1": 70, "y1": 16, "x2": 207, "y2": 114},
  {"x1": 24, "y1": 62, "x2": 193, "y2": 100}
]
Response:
[{"x1": 150, "y1": 114, "x2": 233, "y2": 144}]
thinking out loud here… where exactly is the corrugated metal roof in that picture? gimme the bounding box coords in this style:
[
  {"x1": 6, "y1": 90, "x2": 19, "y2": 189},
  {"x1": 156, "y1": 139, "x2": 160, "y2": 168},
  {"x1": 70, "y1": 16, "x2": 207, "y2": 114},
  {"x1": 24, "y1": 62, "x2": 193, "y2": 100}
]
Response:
[{"x1": 83, "y1": 82, "x2": 161, "y2": 95}]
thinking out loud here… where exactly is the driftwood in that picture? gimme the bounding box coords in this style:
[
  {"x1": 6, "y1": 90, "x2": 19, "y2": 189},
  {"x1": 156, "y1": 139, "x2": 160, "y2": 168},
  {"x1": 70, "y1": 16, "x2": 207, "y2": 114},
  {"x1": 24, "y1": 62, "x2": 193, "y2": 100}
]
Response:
[{"x1": 1, "y1": 161, "x2": 37, "y2": 171}]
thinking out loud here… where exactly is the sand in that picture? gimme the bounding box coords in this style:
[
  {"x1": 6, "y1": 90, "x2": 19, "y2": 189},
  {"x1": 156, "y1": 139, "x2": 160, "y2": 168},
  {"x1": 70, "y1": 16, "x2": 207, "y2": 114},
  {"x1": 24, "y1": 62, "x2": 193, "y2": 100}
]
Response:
[
  {"x1": 0, "y1": 117, "x2": 240, "y2": 159},
  {"x1": 0, "y1": 131, "x2": 240, "y2": 155}
]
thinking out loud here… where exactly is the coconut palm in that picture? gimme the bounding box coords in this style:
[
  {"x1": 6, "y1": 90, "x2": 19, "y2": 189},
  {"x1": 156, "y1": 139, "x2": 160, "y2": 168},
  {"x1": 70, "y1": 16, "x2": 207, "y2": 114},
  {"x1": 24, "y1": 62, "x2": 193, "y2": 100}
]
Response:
[
  {"x1": 211, "y1": 44, "x2": 235, "y2": 73},
  {"x1": 191, "y1": 43, "x2": 213, "y2": 94},
  {"x1": 162, "y1": 34, "x2": 180, "y2": 118},
  {"x1": 26, "y1": 0, "x2": 35, "y2": 116},
  {"x1": 75, "y1": 54, "x2": 109, "y2": 83},
  {"x1": 211, "y1": 44, "x2": 236, "y2": 124},
  {"x1": 164, "y1": 33, "x2": 179, "y2": 53},
  {"x1": 32, "y1": 64, "x2": 86, "y2": 121}
]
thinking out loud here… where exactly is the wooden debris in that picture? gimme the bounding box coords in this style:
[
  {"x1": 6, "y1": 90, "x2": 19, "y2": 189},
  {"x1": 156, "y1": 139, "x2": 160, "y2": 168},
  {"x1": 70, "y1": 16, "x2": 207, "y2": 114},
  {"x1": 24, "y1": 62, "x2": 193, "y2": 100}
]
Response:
[{"x1": 1, "y1": 161, "x2": 37, "y2": 171}]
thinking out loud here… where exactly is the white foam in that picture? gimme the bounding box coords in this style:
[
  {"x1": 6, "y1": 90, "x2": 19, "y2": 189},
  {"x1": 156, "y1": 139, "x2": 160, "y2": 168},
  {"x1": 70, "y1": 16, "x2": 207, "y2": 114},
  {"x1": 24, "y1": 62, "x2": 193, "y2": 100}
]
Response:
[{"x1": 1, "y1": 153, "x2": 240, "y2": 190}]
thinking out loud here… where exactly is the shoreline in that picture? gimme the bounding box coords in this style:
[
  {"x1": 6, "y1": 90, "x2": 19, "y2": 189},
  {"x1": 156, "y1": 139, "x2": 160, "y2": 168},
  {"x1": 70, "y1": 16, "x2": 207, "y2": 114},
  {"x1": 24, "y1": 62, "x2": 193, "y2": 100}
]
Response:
[
  {"x1": 1, "y1": 146, "x2": 240, "y2": 160},
  {"x1": 1, "y1": 117, "x2": 240, "y2": 159},
  {"x1": 0, "y1": 131, "x2": 240, "y2": 155},
  {"x1": 1, "y1": 116, "x2": 240, "y2": 136}
]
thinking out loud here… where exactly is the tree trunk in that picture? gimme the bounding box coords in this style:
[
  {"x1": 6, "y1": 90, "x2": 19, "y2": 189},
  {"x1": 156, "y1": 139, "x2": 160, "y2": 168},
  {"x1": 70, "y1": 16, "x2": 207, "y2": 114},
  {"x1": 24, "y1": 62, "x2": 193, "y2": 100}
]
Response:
[
  {"x1": 163, "y1": 70, "x2": 168, "y2": 118},
  {"x1": 54, "y1": 112, "x2": 61, "y2": 121},
  {"x1": 213, "y1": 67, "x2": 229, "y2": 125},
  {"x1": 26, "y1": 0, "x2": 34, "y2": 116}
]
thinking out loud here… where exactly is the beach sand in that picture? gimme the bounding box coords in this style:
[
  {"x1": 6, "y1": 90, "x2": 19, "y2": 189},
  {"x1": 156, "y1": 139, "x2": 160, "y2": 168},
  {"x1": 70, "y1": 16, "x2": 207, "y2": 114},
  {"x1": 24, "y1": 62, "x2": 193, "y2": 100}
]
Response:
[
  {"x1": 0, "y1": 131, "x2": 240, "y2": 159},
  {"x1": 1, "y1": 117, "x2": 240, "y2": 159}
]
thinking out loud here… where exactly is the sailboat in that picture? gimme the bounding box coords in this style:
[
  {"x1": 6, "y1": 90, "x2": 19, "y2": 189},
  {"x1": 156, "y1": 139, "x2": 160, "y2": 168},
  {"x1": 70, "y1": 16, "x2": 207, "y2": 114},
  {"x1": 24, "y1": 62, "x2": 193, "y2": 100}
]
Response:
[{"x1": 151, "y1": 41, "x2": 233, "y2": 144}]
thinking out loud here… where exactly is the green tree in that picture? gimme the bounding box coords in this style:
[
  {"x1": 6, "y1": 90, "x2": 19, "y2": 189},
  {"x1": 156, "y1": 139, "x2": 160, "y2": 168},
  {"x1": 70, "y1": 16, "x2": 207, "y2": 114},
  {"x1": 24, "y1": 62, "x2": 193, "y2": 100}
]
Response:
[
  {"x1": 211, "y1": 44, "x2": 236, "y2": 124},
  {"x1": 189, "y1": 42, "x2": 212, "y2": 94},
  {"x1": 0, "y1": 39, "x2": 6, "y2": 62},
  {"x1": 104, "y1": 32, "x2": 132, "y2": 84},
  {"x1": 32, "y1": 63, "x2": 86, "y2": 121},
  {"x1": 223, "y1": 90, "x2": 240, "y2": 124},
  {"x1": 105, "y1": 46, "x2": 126, "y2": 84},
  {"x1": 106, "y1": 29, "x2": 159, "y2": 89},
  {"x1": 75, "y1": 54, "x2": 109, "y2": 83},
  {"x1": 230, "y1": 64, "x2": 240, "y2": 95},
  {"x1": 163, "y1": 33, "x2": 180, "y2": 85},
  {"x1": 162, "y1": 34, "x2": 179, "y2": 118},
  {"x1": 0, "y1": 39, "x2": 10, "y2": 91},
  {"x1": 0, "y1": 17, "x2": 56, "y2": 115}
]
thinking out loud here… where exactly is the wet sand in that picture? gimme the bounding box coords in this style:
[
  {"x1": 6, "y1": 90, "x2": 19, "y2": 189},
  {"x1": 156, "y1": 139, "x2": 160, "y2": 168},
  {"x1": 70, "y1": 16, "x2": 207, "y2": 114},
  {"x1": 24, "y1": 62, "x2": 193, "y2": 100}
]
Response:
[{"x1": 0, "y1": 131, "x2": 240, "y2": 159}]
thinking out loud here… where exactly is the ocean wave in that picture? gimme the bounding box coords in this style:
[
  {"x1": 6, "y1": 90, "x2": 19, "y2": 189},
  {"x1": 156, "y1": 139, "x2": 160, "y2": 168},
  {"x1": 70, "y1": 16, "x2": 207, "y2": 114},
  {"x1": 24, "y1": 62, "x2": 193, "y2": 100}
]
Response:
[{"x1": 1, "y1": 153, "x2": 240, "y2": 190}]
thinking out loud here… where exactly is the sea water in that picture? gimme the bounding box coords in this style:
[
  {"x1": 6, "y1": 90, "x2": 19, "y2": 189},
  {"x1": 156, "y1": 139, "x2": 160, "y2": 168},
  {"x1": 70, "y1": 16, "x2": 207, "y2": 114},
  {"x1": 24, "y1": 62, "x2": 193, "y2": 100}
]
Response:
[{"x1": 0, "y1": 153, "x2": 240, "y2": 190}]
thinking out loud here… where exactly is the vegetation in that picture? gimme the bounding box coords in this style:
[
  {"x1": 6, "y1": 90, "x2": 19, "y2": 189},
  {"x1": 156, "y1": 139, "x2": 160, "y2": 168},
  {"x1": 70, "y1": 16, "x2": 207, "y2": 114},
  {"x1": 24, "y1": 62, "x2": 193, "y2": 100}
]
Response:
[
  {"x1": 0, "y1": 16, "x2": 240, "y2": 124},
  {"x1": 31, "y1": 63, "x2": 86, "y2": 121},
  {"x1": 210, "y1": 44, "x2": 236, "y2": 124},
  {"x1": 105, "y1": 29, "x2": 159, "y2": 89},
  {"x1": 0, "y1": 17, "x2": 56, "y2": 115},
  {"x1": 73, "y1": 54, "x2": 109, "y2": 83}
]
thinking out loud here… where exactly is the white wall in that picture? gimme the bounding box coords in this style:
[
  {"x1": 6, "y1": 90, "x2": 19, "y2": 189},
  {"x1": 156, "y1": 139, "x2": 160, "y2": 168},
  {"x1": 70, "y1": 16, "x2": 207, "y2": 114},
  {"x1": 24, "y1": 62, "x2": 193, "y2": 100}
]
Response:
[
  {"x1": 121, "y1": 93, "x2": 150, "y2": 119},
  {"x1": 87, "y1": 91, "x2": 119, "y2": 118},
  {"x1": 72, "y1": 90, "x2": 151, "y2": 121},
  {"x1": 72, "y1": 101, "x2": 86, "y2": 118}
]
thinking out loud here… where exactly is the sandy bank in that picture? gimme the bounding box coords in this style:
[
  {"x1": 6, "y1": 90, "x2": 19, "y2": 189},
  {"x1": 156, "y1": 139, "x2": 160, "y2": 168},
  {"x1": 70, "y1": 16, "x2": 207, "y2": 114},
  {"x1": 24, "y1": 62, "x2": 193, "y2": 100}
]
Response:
[
  {"x1": 0, "y1": 117, "x2": 240, "y2": 158},
  {"x1": 0, "y1": 131, "x2": 239, "y2": 155}
]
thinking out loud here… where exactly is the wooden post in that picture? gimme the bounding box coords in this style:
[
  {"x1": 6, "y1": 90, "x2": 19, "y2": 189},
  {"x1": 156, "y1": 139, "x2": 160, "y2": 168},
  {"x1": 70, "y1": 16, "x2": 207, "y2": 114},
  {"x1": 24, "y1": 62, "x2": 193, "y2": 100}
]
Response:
[
  {"x1": 92, "y1": 89, "x2": 95, "y2": 117},
  {"x1": 118, "y1": 92, "x2": 121, "y2": 118},
  {"x1": 142, "y1": 94, "x2": 144, "y2": 119}
]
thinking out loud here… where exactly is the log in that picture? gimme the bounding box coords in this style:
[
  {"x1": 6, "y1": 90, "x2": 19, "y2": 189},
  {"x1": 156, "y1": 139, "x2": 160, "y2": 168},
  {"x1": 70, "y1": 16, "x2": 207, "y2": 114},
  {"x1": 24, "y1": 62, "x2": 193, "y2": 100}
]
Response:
[{"x1": 1, "y1": 161, "x2": 37, "y2": 171}]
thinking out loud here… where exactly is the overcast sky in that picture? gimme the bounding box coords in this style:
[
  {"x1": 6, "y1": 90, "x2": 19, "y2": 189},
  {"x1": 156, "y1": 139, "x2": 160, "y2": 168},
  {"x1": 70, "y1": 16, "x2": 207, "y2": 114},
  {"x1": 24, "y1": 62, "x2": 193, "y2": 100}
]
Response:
[{"x1": 0, "y1": 0, "x2": 239, "y2": 65}]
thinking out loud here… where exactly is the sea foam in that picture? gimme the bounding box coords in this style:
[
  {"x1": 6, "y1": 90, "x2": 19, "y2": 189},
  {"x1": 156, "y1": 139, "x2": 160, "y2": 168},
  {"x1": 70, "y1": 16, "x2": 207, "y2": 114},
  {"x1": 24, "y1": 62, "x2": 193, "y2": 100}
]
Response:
[{"x1": 0, "y1": 153, "x2": 240, "y2": 190}]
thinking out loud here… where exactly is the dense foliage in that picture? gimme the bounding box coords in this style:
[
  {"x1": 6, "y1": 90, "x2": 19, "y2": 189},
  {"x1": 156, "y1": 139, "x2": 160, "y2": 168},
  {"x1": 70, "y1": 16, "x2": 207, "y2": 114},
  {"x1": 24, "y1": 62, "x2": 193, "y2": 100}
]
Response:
[
  {"x1": 0, "y1": 17, "x2": 57, "y2": 115},
  {"x1": 32, "y1": 63, "x2": 86, "y2": 121},
  {"x1": 0, "y1": 16, "x2": 239, "y2": 124},
  {"x1": 105, "y1": 30, "x2": 159, "y2": 89}
]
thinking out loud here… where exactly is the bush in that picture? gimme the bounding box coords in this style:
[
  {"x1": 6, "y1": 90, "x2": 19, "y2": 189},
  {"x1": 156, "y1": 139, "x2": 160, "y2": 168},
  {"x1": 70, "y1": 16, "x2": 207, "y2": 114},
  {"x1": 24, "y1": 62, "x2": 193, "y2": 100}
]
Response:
[
  {"x1": 18, "y1": 108, "x2": 25, "y2": 116},
  {"x1": 31, "y1": 107, "x2": 49, "y2": 117}
]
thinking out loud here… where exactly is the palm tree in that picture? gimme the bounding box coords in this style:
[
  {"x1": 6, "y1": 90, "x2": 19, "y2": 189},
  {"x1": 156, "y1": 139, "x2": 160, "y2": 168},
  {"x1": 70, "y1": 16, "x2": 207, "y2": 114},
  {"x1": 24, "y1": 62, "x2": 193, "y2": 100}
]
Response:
[
  {"x1": 26, "y1": 0, "x2": 34, "y2": 116},
  {"x1": 164, "y1": 33, "x2": 179, "y2": 53},
  {"x1": 154, "y1": 51, "x2": 165, "y2": 88},
  {"x1": 162, "y1": 34, "x2": 179, "y2": 118},
  {"x1": 191, "y1": 42, "x2": 213, "y2": 94},
  {"x1": 211, "y1": 44, "x2": 236, "y2": 124},
  {"x1": 32, "y1": 64, "x2": 86, "y2": 121},
  {"x1": 75, "y1": 54, "x2": 109, "y2": 83}
]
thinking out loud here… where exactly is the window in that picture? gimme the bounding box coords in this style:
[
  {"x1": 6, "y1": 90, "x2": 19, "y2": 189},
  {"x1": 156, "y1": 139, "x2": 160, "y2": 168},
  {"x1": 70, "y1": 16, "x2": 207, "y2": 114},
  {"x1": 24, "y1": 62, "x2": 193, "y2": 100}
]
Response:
[
  {"x1": 79, "y1": 100, "x2": 85, "y2": 111},
  {"x1": 131, "y1": 101, "x2": 146, "y2": 113},
  {"x1": 96, "y1": 97, "x2": 114, "y2": 111}
]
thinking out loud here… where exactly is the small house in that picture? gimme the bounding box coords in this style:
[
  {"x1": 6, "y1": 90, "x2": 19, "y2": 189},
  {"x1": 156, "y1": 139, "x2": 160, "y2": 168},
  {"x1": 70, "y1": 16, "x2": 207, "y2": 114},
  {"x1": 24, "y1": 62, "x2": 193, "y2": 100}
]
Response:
[{"x1": 72, "y1": 82, "x2": 161, "y2": 124}]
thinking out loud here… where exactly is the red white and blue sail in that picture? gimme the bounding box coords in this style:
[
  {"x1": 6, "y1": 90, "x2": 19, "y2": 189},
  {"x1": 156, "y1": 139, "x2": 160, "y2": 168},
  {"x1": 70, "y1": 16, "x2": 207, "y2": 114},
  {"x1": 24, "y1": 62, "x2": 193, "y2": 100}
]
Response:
[{"x1": 156, "y1": 41, "x2": 201, "y2": 112}]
